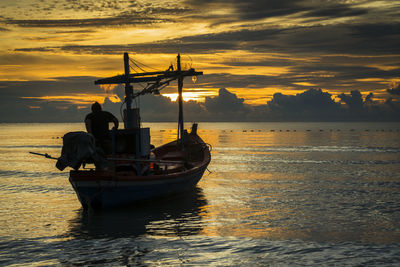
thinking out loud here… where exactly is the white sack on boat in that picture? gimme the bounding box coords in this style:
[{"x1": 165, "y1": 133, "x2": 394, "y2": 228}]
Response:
[{"x1": 56, "y1": 131, "x2": 107, "y2": 171}]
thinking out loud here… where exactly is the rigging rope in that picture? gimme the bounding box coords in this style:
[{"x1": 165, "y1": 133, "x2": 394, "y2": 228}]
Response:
[
  {"x1": 129, "y1": 58, "x2": 146, "y2": 72},
  {"x1": 120, "y1": 98, "x2": 126, "y2": 123},
  {"x1": 132, "y1": 58, "x2": 162, "y2": 71}
]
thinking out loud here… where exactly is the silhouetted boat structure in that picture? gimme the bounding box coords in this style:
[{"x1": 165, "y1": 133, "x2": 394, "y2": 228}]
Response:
[{"x1": 65, "y1": 53, "x2": 210, "y2": 209}]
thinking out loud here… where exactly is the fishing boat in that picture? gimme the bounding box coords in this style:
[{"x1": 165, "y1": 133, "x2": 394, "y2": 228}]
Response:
[{"x1": 56, "y1": 53, "x2": 210, "y2": 209}]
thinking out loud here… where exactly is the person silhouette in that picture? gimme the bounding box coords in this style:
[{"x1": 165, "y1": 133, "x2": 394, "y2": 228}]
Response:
[{"x1": 85, "y1": 102, "x2": 118, "y2": 154}]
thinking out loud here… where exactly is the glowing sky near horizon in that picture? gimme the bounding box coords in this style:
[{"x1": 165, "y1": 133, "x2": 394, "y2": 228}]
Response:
[{"x1": 0, "y1": 0, "x2": 399, "y2": 106}]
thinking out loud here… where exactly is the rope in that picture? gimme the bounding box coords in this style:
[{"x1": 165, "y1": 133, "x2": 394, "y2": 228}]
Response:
[
  {"x1": 120, "y1": 98, "x2": 126, "y2": 122},
  {"x1": 129, "y1": 58, "x2": 146, "y2": 72},
  {"x1": 132, "y1": 58, "x2": 162, "y2": 71}
]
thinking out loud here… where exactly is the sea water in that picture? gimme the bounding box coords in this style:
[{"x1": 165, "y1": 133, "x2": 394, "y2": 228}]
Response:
[{"x1": 0, "y1": 122, "x2": 400, "y2": 266}]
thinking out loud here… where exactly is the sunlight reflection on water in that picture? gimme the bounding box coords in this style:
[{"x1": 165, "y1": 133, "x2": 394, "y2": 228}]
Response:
[{"x1": 1, "y1": 122, "x2": 400, "y2": 265}]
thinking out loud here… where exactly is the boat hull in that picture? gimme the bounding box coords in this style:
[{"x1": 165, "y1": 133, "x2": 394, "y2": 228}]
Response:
[{"x1": 69, "y1": 159, "x2": 209, "y2": 209}]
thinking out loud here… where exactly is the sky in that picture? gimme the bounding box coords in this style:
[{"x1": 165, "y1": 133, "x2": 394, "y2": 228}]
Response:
[{"x1": 0, "y1": 0, "x2": 399, "y2": 122}]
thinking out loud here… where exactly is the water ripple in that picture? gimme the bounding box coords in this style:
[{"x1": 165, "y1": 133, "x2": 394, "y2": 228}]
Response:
[
  {"x1": 2, "y1": 236, "x2": 400, "y2": 266},
  {"x1": 215, "y1": 146, "x2": 400, "y2": 153}
]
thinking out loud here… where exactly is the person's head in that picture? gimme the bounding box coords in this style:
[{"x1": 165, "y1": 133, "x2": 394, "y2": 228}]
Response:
[{"x1": 91, "y1": 102, "x2": 102, "y2": 112}]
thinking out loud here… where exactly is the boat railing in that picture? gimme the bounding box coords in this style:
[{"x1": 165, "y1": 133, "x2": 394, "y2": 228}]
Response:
[{"x1": 107, "y1": 158, "x2": 185, "y2": 164}]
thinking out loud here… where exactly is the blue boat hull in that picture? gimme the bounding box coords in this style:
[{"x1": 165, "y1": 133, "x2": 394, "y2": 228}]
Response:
[{"x1": 69, "y1": 164, "x2": 208, "y2": 209}]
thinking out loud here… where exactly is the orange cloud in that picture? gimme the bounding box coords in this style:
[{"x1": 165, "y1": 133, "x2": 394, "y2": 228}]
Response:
[{"x1": 22, "y1": 93, "x2": 121, "y2": 105}]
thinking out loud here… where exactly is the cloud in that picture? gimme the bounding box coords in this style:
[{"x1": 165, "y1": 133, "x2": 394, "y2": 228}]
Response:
[
  {"x1": 184, "y1": 0, "x2": 307, "y2": 21},
  {"x1": 0, "y1": 76, "x2": 102, "y2": 97},
  {"x1": 0, "y1": 76, "x2": 113, "y2": 122},
  {"x1": 201, "y1": 73, "x2": 284, "y2": 90},
  {"x1": 338, "y1": 90, "x2": 364, "y2": 111},
  {"x1": 204, "y1": 88, "x2": 244, "y2": 110},
  {"x1": 2, "y1": 1, "x2": 193, "y2": 28},
  {"x1": 136, "y1": 94, "x2": 178, "y2": 121},
  {"x1": 0, "y1": 97, "x2": 89, "y2": 123},
  {"x1": 2, "y1": 1, "x2": 399, "y2": 124},
  {"x1": 266, "y1": 88, "x2": 340, "y2": 121},
  {"x1": 351, "y1": 23, "x2": 400, "y2": 39},
  {"x1": 53, "y1": 29, "x2": 97, "y2": 34},
  {"x1": 365, "y1": 92, "x2": 374, "y2": 103},
  {"x1": 288, "y1": 62, "x2": 400, "y2": 93},
  {"x1": 336, "y1": 90, "x2": 400, "y2": 120},
  {"x1": 306, "y1": 4, "x2": 368, "y2": 18},
  {"x1": 7, "y1": 26, "x2": 281, "y2": 54},
  {"x1": 13, "y1": 20, "x2": 400, "y2": 58},
  {"x1": 14, "y1": 32, "x2": 244, "y2": 54},
  {"x1": 266, "y1": 88, "x2": 399, "y2": 121},
  {"x1": 4, "y1": 15, "x2": 169, "y2": 28},
  {"x1": 139, "y1": 87, "x2": 252, "y2": 122},
  {"x1": 1, "y1": 83, "x2": 399, "y2": 122},
  {"x1": 387, "y1": 82, "x2": 400, "y2": 96},
  {"x1": 184, "y1": 0, "x2": 371, "y2": 25}
]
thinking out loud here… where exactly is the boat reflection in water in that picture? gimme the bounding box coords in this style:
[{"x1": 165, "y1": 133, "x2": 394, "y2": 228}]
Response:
[{"x1": 67, "y1": 188, "x2": 208, "y2": 239}]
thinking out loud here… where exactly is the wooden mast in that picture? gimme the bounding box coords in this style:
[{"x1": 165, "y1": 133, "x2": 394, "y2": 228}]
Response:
[
  {"x1": 94, "y1": 53, "x2": 203, "y2": 134},
  {"x1": 123, "y1": 52, "x2": 134, "y2": 129},
  {"x1": 177, "y1": 54, "x2": 184, "y2": 146}
]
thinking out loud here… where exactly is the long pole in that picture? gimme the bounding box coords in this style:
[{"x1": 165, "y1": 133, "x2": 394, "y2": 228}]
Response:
[
  {"x1": 124, "y1": 52, "x2": 133, "y2": 129},
  {"x1": 177, "y1": 54, "x2": 184, "y2": 146},
  {"x1": 124, "y1": 53, "x2": 141, "y2": 173},
  {"x1": 29, "y1": 151, "x2": 58, "y2": 160}
]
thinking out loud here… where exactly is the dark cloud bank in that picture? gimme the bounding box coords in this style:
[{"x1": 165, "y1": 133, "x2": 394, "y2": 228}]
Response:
[{"x1": 0, "y1": 78, "x2": 399, "y2": 122}]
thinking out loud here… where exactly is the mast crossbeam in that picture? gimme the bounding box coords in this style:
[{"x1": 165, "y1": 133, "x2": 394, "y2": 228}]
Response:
[
  {"x1": 95, "y1": 69, "x2": 203, "y2": 87},
  {"x1": 93, "y1": 53, "x2": 203, "y2": 138}
]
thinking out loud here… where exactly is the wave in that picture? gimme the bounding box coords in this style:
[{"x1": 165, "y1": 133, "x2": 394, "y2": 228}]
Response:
[
  {"x1": 212, "y1": 154, "x2": 400, "y2": 166},
  {"x1": 0, "y1": 145, "x2": 61, "y2": 149},
  {"x1": 1, "y1": 236, "x2": 400, "y2": 266},
  {"x1": 215, "y1": 146, "x2": 400, "y2": 154},
  {"x1": 0, "y1": 169, "x2": 68, "y2": 179}
]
